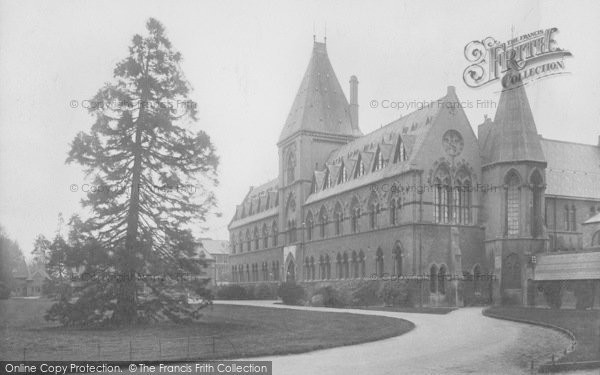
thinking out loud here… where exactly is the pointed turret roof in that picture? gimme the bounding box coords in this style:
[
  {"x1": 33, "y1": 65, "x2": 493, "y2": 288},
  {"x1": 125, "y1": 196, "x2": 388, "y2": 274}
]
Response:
[
  {"x1": 481, "y1": 71, "x2": 546, "y2": 165},
  {"x1": 279, "y1": 41, "x2": 361, "y2": 142}
]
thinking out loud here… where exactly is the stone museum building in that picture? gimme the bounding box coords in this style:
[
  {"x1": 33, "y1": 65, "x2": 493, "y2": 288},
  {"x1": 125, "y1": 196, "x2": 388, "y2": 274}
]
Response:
[{"x1": 227, "y1": 39, "x2": 600, "y2": 306}]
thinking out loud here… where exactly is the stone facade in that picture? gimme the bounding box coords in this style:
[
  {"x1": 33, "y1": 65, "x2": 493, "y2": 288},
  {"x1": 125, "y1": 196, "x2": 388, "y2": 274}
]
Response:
[{"x1": 227, "y1": 40, "x2": 600, "y2": 306}]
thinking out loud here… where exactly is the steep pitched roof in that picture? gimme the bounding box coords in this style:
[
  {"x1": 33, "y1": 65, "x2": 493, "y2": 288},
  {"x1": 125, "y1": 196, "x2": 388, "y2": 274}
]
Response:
[
  {"x1": 279, "y1": 41, "x2": 361, "y2": 142},
  {"x1": 199, "y1": 239, "x2": 230, "y2": 255},
  {"x1": 540, "y1": 138, "x2": 600, "y2": 200},
  {"x1": 481, "y1": 72, "x2": 545, "y2": 165},
  {"x1": 229, "y1": 178, "x2": 279, "y2": 227},
  {"x1": 305, "y1": 90, "x2": 447, "y2": 204}
]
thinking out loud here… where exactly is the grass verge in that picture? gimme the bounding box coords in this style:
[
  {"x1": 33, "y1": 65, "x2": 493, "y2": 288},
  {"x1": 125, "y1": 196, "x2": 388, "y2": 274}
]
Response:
[{"x1": 0, "y1": 298, "x2": 414, "y2": 361}]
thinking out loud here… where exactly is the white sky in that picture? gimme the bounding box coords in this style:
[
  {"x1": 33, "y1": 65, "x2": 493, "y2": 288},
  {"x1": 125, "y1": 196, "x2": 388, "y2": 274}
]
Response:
[{"x1": 1, "y1": 0, "x2": 599, "y2": 259}]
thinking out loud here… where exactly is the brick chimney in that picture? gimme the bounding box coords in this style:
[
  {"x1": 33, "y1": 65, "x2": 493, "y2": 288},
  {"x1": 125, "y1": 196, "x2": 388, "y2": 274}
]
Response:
[{"x1": 349, "y1": 75, "x2": 359, "y2": 132}]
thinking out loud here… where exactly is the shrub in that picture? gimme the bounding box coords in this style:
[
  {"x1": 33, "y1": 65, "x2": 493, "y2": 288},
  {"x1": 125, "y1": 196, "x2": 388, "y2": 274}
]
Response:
[
  {"x1": 0, "y1": 281, "x2": 10, "y2": 299},
  {"x1": 350, "y1": 280, "x2": 382, "y2": 307},
  {"x1": 253, "y1": 283, "x2": 277, "y2": 300},
  {"x1": 378, "y1": 281, "x2": 408, "y2": 307},
  {"x1": 311, "y1": 285, "x2": 352, "y2": 307},
  {"x1": 541, "y1": 281, "x2": 563, "y2": 309},
  {"x1": 573, "y1": 280, "x2": 594, "y2": 310},
  {"x1": 278, "y1": 282, "x2": 305, "y2": 305},
  {"x1": 216, "y1": 284, "x2": 248, "y2": 300}
]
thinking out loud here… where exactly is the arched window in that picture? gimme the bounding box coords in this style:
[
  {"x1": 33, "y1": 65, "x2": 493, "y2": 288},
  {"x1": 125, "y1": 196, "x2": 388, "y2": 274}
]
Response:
[
  {"x1": 438, "y1": 265, "x2": 447, "y2": 295},
  {"x1": 310, "y1": 256, "x2": 315, "y2": 280},
  {"x1": 375, "y1": 248, "x2": 384, "y2": 277},
  {"x1": 454, "y1": 169, "x2": 472, "y2": 224},
  {"x1": 262, "y1": 224, "x2": 269, "y2": 248},
  {"x1": 571, "y1": 205, "x2": 577, "y2": 232},
  {"x1": 505, "y1": 171, "x2": 521, "y2": 236},
  {"x1": 564, "y1": 205, "x2": 570, "y2": 231},
  {"x1": 343, "y1": 252, "x2": 349, "y2": 279},
  {"x1": 359, "y1": 250, "x2": 366, "y2": 278},
  {"x1": 238, "y1": 232, "x2": 243, "y2": 252},
  {"x1": 319, "y1": 206, "x2": 328, "y2": 238},
  {"x1": 287, "y1": 152, "x2": 296, "y2": 184},
  {"x1": 368, "y1": 193, "x2": 380, "y2": 229},
  {"x1": 246, "y1": 264, "x2": 250, "y2": 282},
  {"x1": 287, "y1": 220, "x2": 297, "y2": 243},
  {"x1": 530, "y1": 170, "x2": 543, "y2": 237},
  {"x1": 393, "y1": 245, "x2": 402, "y2": 276},
  {"x1": 389, "y1": 198, "x2": 397, "y2": 226},
  {"x1": 351, "y1": 251, "x2": 358, "y2": 278},
  {"x1": 434, "y1": 166, "x2": 451, "y2": 223},
  {"x1": 246, "y1": 229, "x2": 251, "y2": 252},
  {"x1": 325, "y1": 254, "x2": 331, "y2": 279},
  {"x1": 350, "y1": 197, "x2": 360, "y2": 233},
  {"x1": 254, "y1": 227, "x2": 259, "y2": 250},
  {"x1": 334, "y1": 202, "x2": 343, "y2": 236},
  {"x1": 272, "y1": 221, "x2": 278, "y2": 247},
  {"x1": 336, "y1": 253, "x2": 342, "y2": 279},
  {"x1": 305, "y1": 211, "x2": 314, "y2": 241},
  {"x1": 319, "y1": 255, "x2": 325, "y2": 279},
  {"x1": 429, "y1": 264, "x2": 438, "y2": 293},
  {"x1": 304, "y1": 258, "x2": 310, "y2": 280}
]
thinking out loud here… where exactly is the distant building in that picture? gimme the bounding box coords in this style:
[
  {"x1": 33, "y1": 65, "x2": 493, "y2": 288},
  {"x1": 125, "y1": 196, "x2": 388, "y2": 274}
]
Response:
[
  {"x1": 11, "y1": 260, "x2": 48, "y2": 297},
  {"x1": 228, "y1": 39, "x2": 600, "y2": 307},
  {"x1": 196, "y1": 239, "x2": 230, "y2": 285}
]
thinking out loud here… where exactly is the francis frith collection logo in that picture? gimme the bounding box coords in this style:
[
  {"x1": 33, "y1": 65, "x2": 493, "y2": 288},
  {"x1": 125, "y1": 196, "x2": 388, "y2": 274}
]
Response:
[{"x1": 463, "y1": 27, "x2": 572, "y2": 88}]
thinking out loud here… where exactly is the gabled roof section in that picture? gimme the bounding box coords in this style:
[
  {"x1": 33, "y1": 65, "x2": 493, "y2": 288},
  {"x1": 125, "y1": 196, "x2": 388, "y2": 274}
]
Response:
[
  {"x1": 306, "y1": 88, "x2": 448, "y2": 203},
  {"x1": 540, "y1": 138, "x2": 600, "y2": 200},
  {"x1": 482, "y1": 71, "x2": 545, "y2": 165},
  {"x1": 584, "y1": 212, "x2": 600, "y2": 225},
  {"x1": 199, "y1": 239, "x2": 230, "y2": 255},
  {"x1": 279, "y1": 41, "x2": 361, "y2": 142},
  {"x1": 229, "y1": 178, "x2": 279, "y2": 226}
]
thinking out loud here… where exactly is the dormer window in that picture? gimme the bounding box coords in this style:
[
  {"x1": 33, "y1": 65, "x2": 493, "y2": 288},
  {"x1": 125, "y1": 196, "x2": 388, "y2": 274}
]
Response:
[
  {"x1": 394, "y1": 136, "x2": 408, "y2": 163},
  {"x1": 323, "y1": 169, "x2": 331, "y2": 189},
  {"x1": 374, "y1": 148, "x2": 384, "y2": 171},
  {"x1": 339, "y1": 163, "x2": 348, "y2": 183}
]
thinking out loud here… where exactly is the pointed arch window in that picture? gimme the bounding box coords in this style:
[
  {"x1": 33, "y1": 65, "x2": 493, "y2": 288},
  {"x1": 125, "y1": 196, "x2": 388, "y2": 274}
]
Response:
[
  {"x1": 434, "y1": 167, "x2": 451, "y2": 223},
  {"x1": 272, "y1": 221, "x2": 278, "y2": 247},
  {"x1": 530, "y1": 170, "x2": 543, "y2": 237},
  {"x1": 287, "y1": 152, "x2": 296, "y2": 184},
  {"x1": 438, "y1": 265, "x2": 447, "y2": 294},
  {"x1": 305, "y1": 212, "x2": 314, "y2": 241},
  {"x1": 351, "y1": 251, "x2": 359, "y2": 278},
  {"x1": 262, "y1": 224, "x2": 269, "y2": 248},
  {"x1": 246, "y1": 229, "x2": 251, "y2": 252},
  {"x1": 358, "y1": 251, "x2": 366, "y2": 278},
  {"x1": 355, "y1": 157, "x2": 365, "y2": 178},
  {"x1": 393, "y1": 245, "x2": 403, "y2": 276},
  {"x1": 505, "y1": 171, "x2": 521, "y2": 236},
  {"x1": 369, "y1": 199, "x2": 380, "y2": 229},
  {"x1": 319, "y1": 255, "x2": 325, "y2": 279},
  {"x1": 334, "y1": 202, "x2": 343, "y2": 236},
  {"x1": 375, "y1": 248, "x2": 384, "y2": 277},
  {"x1": 238, "y1": 232, "x2": 243, "y2": 252},
  {"x1": 429, "y1": 264, "x2": 438, "y2": 293},
  {"x1": 592, "y1": 231, "x2": 600, "y2": 247},
  {"x1": 319, "y1": 206, "x2": 328, "y2": 238},
  {"x1": 324, "y1": 254, "x2": 331, "y2": 280},
  {"x1": 254, "y1": 227, "x2": 259, "y2": 250},
  {"x1": 389, "y1": 198, "x2": 397, "y2": 226},
  {"x1": 570, "y1": 205, "x2": 577, "y2": 232}
]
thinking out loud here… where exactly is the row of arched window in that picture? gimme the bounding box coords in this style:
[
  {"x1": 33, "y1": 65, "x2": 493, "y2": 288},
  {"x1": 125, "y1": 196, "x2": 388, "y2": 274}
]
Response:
[
  {"x1": 432, "y1": 166, "x2": 472, "y2": 225},
  {"x1": 303, "y1": 247, "x2": 404, "y2": 281},
  {"x1": 231, "y1": 261, "x2": 280, "y2": 283},
  {"x1": 231, "y1": 221, "x2": 279, "y2": 254}
]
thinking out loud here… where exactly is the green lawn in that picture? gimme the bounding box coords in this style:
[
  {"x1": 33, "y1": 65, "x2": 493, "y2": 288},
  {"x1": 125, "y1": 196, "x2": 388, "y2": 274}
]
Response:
[
  {"x1": 485, "y1": 306, "x2": 600, "y2": 363},
  {"x1": 0, "y1": 298, "x2": 414, "y2": 361}
]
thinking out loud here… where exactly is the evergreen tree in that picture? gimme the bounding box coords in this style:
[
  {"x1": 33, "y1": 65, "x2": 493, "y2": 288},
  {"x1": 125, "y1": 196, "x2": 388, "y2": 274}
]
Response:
[{"x1": 50, "y1": 18, "x2": 218, "y2": 325}]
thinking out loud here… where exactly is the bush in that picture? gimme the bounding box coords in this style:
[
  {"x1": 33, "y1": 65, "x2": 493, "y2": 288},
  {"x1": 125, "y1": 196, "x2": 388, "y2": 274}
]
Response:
[
  {"x1": 0, "y1": 281, "x2": 10, "y2": 299},
  {"x1": 312, "y1": 285, "x2": 351, "y2": 307},
  {"x1": 573, "y1": 280, "x2": 594, "y2": 310},
  {"x1": 278, "y1": 282, "x2": 305, "y2": 305},
  {"x1": 378, "y1": 281, "x2": 409, "y2": 307},
  {"x1": 350, "y1": 280, "x2": 381, "y2": 307},
  {"x1": 253, "y1": 283, "x2": 277, "y2": 300},
  {"x1": 216, "y1": 284, "x2": 248, "y2": 300},
  {"x1": 541, "y1": 281, "x2": 563, "y2": 309}
]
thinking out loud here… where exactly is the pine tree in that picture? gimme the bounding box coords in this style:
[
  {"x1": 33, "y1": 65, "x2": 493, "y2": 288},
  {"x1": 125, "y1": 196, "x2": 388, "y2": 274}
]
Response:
[{"x1": 51, "y1": 19, "x2": 218, "y2": 325}]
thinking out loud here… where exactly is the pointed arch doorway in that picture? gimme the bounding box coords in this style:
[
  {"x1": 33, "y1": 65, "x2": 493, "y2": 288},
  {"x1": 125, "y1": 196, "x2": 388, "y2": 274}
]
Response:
[{"x1": 286, "y1": 259, "x2": 296, "y2": 282}]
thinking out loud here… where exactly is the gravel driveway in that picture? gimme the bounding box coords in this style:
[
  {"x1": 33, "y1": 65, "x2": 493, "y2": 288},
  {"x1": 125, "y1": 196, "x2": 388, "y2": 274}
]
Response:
[{"x1": 218, "y1": 300, "x2": 579, "y2": 375}]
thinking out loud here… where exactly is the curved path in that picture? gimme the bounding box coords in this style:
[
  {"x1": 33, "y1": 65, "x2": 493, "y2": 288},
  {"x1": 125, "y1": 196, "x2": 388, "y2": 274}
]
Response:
[{"x1": 218, "y1": 300, "x2": 579, "y2": 375}]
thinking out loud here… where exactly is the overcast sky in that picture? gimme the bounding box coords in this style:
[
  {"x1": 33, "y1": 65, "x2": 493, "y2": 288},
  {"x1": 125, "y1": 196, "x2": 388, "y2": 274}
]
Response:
[{"x1": 1, "y1": 0, "x2": 599, "y2": 259}]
